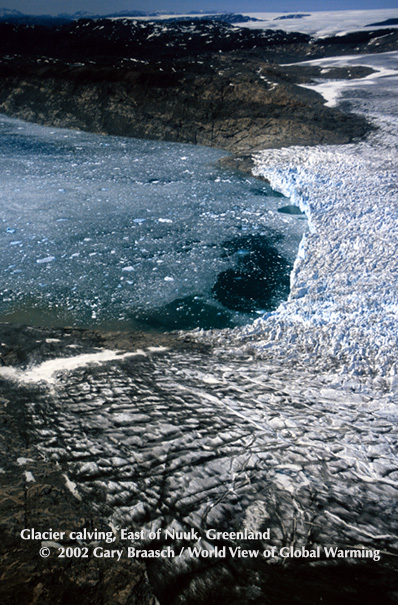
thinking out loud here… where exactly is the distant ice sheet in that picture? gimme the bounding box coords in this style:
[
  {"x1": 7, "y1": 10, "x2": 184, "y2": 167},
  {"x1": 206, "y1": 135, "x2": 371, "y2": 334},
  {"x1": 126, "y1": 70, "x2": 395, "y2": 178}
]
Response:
[
  {"x1": 239, "y1": 10, "x2": 398, "y2": 38},
  {"x1": 111, "y1": 10, "x2": 398, "y2": 39}
]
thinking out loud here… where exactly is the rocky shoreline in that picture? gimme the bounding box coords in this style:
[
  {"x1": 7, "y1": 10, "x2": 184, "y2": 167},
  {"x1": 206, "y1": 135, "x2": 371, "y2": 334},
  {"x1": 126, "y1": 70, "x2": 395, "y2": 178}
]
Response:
[
  {"x1": 0, "y1": 18, "x2": 395, "y2": 155},
  {"x1": 0, "y1": 53, "x2": 371, "y2": 156}
]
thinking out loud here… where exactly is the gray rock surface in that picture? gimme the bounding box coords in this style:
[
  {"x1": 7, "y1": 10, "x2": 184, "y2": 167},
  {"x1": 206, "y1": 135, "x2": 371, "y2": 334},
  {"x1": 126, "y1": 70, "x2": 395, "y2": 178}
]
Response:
[
  {"x1": 0, "y1": 17, "x2": 383, "y2": 156},
  {"x1": 0, "y1": 55, "x2": 369, "y2": 155}
]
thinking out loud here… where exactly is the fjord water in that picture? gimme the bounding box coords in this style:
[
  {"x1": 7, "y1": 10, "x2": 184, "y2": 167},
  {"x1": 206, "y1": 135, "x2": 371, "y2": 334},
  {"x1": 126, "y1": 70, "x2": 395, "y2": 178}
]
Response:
[{"x1": 0, "y1": 115, "x2": 306, "y2": 331}]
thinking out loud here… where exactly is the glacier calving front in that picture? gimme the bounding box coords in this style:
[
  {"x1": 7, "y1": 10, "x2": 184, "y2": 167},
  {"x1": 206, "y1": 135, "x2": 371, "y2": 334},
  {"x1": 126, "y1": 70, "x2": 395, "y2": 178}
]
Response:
[{"x1": 242, "y1": 52, "x2": 398, "y2": 392}]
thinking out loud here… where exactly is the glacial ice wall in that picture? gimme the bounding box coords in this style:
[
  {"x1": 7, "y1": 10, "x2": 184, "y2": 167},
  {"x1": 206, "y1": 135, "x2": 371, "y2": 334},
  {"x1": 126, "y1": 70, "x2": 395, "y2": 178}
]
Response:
[{"x1": 240, "y1": 53, "x2": 398, "y2": 390}]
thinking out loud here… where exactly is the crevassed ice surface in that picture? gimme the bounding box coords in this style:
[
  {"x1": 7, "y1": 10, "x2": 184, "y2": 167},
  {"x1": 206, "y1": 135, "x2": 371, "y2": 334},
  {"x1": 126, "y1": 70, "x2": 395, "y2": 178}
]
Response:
[
  {"x1": 0, "y1": 116, "x2": 306, "y2": 331},
  {"x1": 236, "y1": 51, "x2": 398, "y2": 390}
]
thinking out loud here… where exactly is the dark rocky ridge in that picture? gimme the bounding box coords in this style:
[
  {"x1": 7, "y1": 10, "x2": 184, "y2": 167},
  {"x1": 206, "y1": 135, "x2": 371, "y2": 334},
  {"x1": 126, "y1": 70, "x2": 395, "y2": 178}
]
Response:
[
  {"x1": 0, "y1": 18, "x2": 396, "y2": 154},
  {"x1": 367, "y1": 18, "x2": 398, "y2": 27},
  {"x1": 0, "y1": 54, "x2": 370, "y2": 154},
  {"x1": 1, "y1": 18, "x2": 397, "y2": 62}
]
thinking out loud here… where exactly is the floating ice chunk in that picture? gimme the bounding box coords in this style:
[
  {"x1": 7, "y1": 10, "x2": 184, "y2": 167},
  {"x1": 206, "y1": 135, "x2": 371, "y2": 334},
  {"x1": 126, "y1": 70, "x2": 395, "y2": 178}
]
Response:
[
  {"x1": 0, "y1": 113, "x2": 305, "y2": 332},
  {"x1": 36, "y1": 256, "x2": 55, "y2": 264}
]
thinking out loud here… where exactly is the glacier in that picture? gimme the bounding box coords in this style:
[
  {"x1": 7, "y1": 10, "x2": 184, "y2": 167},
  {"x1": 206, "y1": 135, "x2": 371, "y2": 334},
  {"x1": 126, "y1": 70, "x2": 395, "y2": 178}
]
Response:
[{"x1": 226, "y1": 51, "x2": 398, "y2": 393}]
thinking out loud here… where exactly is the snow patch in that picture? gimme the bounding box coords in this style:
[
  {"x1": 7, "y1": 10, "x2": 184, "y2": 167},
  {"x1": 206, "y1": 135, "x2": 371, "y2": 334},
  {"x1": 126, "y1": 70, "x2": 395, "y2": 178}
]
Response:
[{"x1": 0, "y1": 350, "x2": 146, "y2": 386}]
